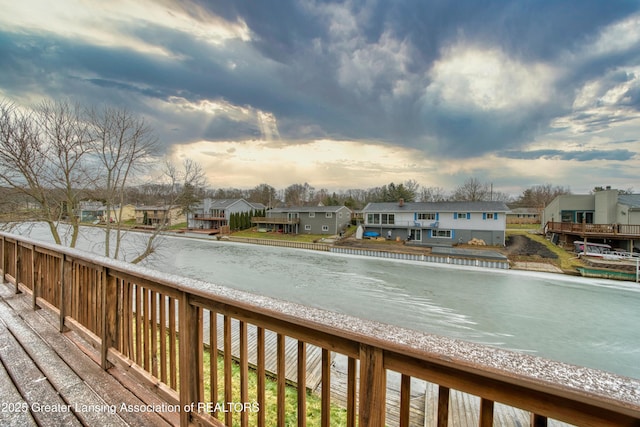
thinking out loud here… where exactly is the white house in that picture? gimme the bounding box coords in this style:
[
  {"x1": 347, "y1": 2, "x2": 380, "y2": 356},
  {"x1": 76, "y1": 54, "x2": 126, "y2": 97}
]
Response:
[{"x1": 361, "y1": 200, "x2": 510, "y2": 246}]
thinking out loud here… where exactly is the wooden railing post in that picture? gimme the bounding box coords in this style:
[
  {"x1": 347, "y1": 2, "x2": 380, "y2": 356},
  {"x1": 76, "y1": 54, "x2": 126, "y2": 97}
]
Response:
[
  {"x1": 358, "y1": 344, "x2": 386, "y2": 427},
  {"x1": 59, "y1": 255, "x2": 69, "y2": 333},
  {"x1": 179, "y1": 293, "x2": 202, "y2": 426},
  {"x1": 101, "y1": 268, "x2": 118, "y2": 369},
  {"x1": 0, "y1": 236, "x2": 5, "y2": 284},
  {"x1": 14, "y1": 240, "x2": 20, "y2": 294},
  {"x1": 32, "y1": 246, "x2": 40, "y2": 311}
]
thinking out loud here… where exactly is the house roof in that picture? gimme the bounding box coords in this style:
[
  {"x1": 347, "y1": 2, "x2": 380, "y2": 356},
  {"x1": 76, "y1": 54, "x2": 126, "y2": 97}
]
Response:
[
  {"x1": 269, "y1": 205, "x2": 351, "y2": 213},
  {"x1": 134, "y1": 205, "x2": 178, "y2": 211},
  {"x1": 507, "y1": 207, "x2": 541, "y2": 215},
  {"x1": 204, "y1": 198, "x2": 266, "y2": 210},
  {"x1": 618, "y1": 194, "x2": 640, "y2": 209},
  {"x1": 362, "y1": 201, "x2": 510, "y2": 213}
]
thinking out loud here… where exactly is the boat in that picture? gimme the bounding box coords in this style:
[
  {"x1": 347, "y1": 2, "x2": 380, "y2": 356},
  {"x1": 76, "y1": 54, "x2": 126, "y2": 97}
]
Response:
[
  {"x1": 577, "y1": 267, "x2": 637, "y2": 281},
  {"x1": 363, "y1": 231, "x2": 381, "y2": 238}
]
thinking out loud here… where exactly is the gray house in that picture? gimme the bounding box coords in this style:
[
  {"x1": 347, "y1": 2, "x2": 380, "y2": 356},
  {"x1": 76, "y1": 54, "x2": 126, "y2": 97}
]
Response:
[
  {"x1": 252, "y1": 206, "x2": 352, "y2": 235},
  {"x1": 543, "y1": 189, "x2": 640, "y2": 252},
  {"x1": 188, "y1": 198, "x2": 265, "y2": 231},
  {"x1": 361, "y1": 200, "x2": 510, "y2": 246}
]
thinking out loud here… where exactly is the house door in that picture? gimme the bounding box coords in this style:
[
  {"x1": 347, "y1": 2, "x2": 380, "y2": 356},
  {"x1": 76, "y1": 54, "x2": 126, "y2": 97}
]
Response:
[{"x1": 409, "y1": 229, "x2": 422, "y2": 242}]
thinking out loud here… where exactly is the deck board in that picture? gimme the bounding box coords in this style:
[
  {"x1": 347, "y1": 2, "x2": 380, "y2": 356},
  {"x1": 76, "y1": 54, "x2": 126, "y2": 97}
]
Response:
[
  {"x1": 0, "y1": 313, "x2": 82, "y2": 426},
  {"x1": 0, "y1": 347, "x2": 38, "y2": 427},
  {"x1": 0, "y1": 284, "x2": 175, "y2": 427}
]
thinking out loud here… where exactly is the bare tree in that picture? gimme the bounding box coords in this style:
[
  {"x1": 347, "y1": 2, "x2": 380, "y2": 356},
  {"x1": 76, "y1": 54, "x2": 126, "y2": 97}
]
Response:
[
  {"x1": 131, "y1": 158, "x2": 207, "y2": 264},
  {"x1": 284, "y1": 183, "x2": 314, "y2": 206},
  {"x1": 419, "y1": 186, "x2": 448, "y2": 202},
  {"x1": 0, "y1": 99, "x2": 93, "y2": 245},
  {"x1": 89, "y1": 105, "x2": 158, "y2": 259},
  {"x1": 452, "y1": 178, "x2": 491, "y2": 201},
  {"x1": 516, "y1": 184, "x2": 571, "y2": 207},
  {"x1": 248, "y1": 183, "x2": 278, "y2": 207}
]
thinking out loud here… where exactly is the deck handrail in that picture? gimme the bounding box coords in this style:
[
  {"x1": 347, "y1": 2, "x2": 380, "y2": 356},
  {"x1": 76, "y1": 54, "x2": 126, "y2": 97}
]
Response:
[
  {"x1": 1, "y1": 231, "x2": 639, "y2": 427},
  {"x1": 546, "y1": 221, "x2": 640, "y2": 237}
]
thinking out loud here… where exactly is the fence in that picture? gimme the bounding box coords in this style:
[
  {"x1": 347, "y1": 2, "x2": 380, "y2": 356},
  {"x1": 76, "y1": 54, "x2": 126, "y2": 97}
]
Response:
[{"x1": 1, "y1": 231, "x2": 639, "y2": 426}]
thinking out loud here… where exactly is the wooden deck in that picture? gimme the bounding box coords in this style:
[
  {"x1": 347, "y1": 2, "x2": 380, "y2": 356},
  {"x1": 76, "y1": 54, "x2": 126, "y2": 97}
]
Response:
[
  {"x1": 0, "y1": 283, "x2": 178, "y2": 427},
  {"x1": 0, "y1": 280, "x2": 577, "y2": 427}
]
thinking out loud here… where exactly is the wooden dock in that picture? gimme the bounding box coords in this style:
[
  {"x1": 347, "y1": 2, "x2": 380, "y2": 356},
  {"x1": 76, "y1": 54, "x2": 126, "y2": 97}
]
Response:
[
  {"x1": 0, "y1": 284, "x2": 178, "y2": 427},
  {"x1": 208, "y1": 317, "x2": 329, "y2": 390},
  {"x1": 209, "y1": 317, "x2": 573, "y2": 427}
]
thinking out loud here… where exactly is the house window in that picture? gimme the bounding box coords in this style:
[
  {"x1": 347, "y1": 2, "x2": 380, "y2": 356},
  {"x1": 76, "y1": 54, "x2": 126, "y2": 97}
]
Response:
[
  {"x1": 309, "y1": 212, "x2": 315, "y2": 218},
  {"x1": 417, "y1": 213, "x2": 435, "y2": 220},
  {"x1": 382, "y1": 214, "x2": 394, "y2": 224},
  {"x1": 322, "y1": 225, "x2": 329, "y2": 232},
  {"x1": 305, "y1": 225, "x2": 311, "y2": 231},
  {"x1": 367, "y1": 213, "x2": 394, "y2": 224},
  {"x1": 456, "y1": 212, "x2": 468, "y2": 220},
  {"x1": 325, "y1": 212, "x2": 332, "y2": 218},
  {"x1": 486, "y1": 213, "x2": 494, "y2": 220},
  {"x1": 433, "y1": 229, "x2": 452, "y2": 238}
]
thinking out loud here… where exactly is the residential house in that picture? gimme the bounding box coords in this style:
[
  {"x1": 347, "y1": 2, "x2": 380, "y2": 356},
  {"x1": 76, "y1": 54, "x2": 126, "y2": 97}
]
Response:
[
  {"x1": 135, "y1": 206, "x2": 186, "y2": 227},
  {"x1": 76, "y1": 201, "x2": 137, "y2": 224},
  {"x1": 361, "y1": 200, "x2": 510, "y2": 246},
  {"x1": 506, "y1": 207, "x2": 541, "y2": 225},
  {"x1": 188, "y1": 198, "x2": 265, "y2": 231},
  {"x1": 109, "y1": 204, "x2": 136, "y2": 223},
  {"x1": 76, "y1": 201, "x2": 106, "y2": 223},
  {"x1": 542, "y1": 188, "x2": 640, "y2": 252},
  {"x1": 252, "y1": 206, "x2": 352, "y2": 235}
]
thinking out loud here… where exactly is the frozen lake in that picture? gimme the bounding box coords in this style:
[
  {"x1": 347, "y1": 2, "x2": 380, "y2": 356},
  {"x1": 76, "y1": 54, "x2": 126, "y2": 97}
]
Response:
[{"x1": 10, "y1": 223, "x2": 640, "y2": 380}]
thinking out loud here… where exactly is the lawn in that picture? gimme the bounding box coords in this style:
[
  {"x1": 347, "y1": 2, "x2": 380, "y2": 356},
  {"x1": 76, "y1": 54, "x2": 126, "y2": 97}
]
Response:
[
  {"x1": 230, "y1": 229, "x2": 332, "y2": 243},
  {"x1": 506, "y1": 229, "x2": 583, "y2": 271}
]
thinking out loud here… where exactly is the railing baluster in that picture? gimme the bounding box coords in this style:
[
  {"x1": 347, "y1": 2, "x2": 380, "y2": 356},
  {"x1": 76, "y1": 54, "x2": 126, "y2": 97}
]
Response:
[
  {"x1": 321, "y1": 348, "x2": 331, "y2": 427},
  {"x1": 480, "y1": 398, "x2": 494, "y2": 427},
  {"x1": 347, "y1": 357, "x2": 356, "y2": 427},
  {"x1": 144, "y1": 286, "x2": 151, "y2": 371},
  {"x1": 159, "y1": 292, "x2": 167, "y2": 384},
  {"x1": 438, "y1": 385, "x2": 450, "y2": 427},
  {"x1": 257, "y1": 326, "x2": 266, "y2": 427},
  {"x1": 168, "y1": 297, "x2": 177, "y2": 390},
  {"x1": 277, "y1": 333, "x2": 286, "y2": 427},
  {"x1": 240, "y1": 320, "x2": 249, "y2": 427},
  {"x1": 531, "y1": 413, "x2": 548, "y2": 427},
  {"x1": 224, "y1": 315, "x2": 233, "y2": 427},
  {"x1": 0, "y1": 236, "x2": 4, "y2": 284},
  {"x1": 135, "y1": 283, "x2": 142, "y2": 366},
  {"x1": 151, "y1": 290, "x2": 158, "y2": 377},
  {"x1": 59, "y1": 254, "x2": 67, "y2": 333},
  {"x1": 209, "y1": 310, "x2": 218, "y2": 417},
  {"x1": 297, "y1": 340, "x2": 306, "y2": 427},
  {"x1": 400, "y1": 374, "x2": 411, "y2": 427},
  {"x1": 32, "y1": 247, "x2": 38, "y2": 310}
]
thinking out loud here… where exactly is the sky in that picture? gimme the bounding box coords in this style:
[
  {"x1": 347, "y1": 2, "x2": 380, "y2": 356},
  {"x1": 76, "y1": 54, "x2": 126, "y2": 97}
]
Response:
[{"x1": 0, "y1": 0, "x2": 639, "y2": 196}]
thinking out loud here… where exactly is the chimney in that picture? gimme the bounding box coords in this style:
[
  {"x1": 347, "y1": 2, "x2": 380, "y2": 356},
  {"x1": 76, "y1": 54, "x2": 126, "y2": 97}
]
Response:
[{"x1": 399, "y1": 198, "x2": 404, "y2": 207}]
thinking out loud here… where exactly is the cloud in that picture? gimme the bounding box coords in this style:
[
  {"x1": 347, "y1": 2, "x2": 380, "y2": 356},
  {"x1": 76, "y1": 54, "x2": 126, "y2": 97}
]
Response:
[
  {"x1": 1, "y1": 0, "x2": 639, "y2": 194},
  {"x1": 501, "y1": 149, "x2": 636, "y2": 162}
]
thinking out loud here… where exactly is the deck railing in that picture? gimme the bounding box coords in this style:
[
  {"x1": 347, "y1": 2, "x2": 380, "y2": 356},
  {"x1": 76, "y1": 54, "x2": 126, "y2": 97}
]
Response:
[
  {"x1": 1, "y1": 231, "x2": 639, "y2": 427},
  {"x1": 546, "y1": 221, "x2": 640, "y2": 237}
]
